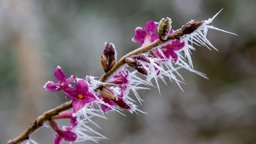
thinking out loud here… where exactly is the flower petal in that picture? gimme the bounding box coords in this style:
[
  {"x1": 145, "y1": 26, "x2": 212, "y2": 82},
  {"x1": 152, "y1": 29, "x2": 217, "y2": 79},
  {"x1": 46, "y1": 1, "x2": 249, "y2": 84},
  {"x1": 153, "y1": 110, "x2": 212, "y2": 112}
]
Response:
[
  {"x1": 102, "y1": 98, "x2": 117, "y2": 112},
  {"x1": 76, "y1": 80, "x2": 89, "y2": 95},
  {"x1": 132, "y1": 27, "x2": 146, "y2": 45},
  {"x1": 72, "y1": 100, "x2": 85, "y2": 112},
  {"x1": 170, "y1": 51, "x2": 178, "y2": 61},
  {"x1": 54, "y1": 133, "x2": 62, "y2": 144},
  {"x1": 115, "y1": 98, "x2": 131, "y2": 109},
  {"x1": 65, "y1": 75, "x2": 76, "y2": 84},
  {"x1": 144, "y1": 20, "x2": 157, "y2": 34},
  {"x1": 84, "y1": 92, "x2": 96, "y2": 103},
  {"x1": 54, "y1": 66, "x2": 66, "y2": 82},
  {"x1": 44, "y1": 81, "x2": 60, "y2": 92},
  {"x1": 172, "y1": 39, "x2": 184, "y2": 50},
  {"x1": 70, "y1": 117, "x2": 78, "y2": 128},
  {"x1": 64, "y1": 87, "x2": 78, "y2": 100},
  {"x1": 62, "y1": 130, "x2": 77, "y2": 141}
]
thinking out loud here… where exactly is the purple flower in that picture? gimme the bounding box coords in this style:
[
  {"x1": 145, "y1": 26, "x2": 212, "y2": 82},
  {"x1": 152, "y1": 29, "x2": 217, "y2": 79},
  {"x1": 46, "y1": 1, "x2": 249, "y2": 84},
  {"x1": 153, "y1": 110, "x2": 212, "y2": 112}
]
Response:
[
  {"x1": 100, "y1": 96, "x2": 116, "y2": 112},
  {"x1": 100, "y1": 69, "x2": 132, "y2": 112},
  {"x1": 54, "y1": 129, "x2": 77, "y2": 144},
  {"x1": 100, "y1": 95, "x2": 132, "y2": 113},
  {"x1": 109, "y1": 69, "x2": 130, "y2": 85},
  {"x1": 132, "y1": 20, "x2": 158, "y2": 46},
  {"x1": 50, "y1": 118, "x2": 77, "y2": 144},
  {"x1": 152, "y1": 39, "x2": 184, "y2": 62},
  {"x1": 101, "y1": 42, "x2": 117, "y2": 72},
  {"x1": 44, "y1": 66, "x2": 75, "y2": 92},
  {"x1": 64, "y1": 79, "x2": 96, "y2": 112},
  {"x1": 125, "y1": 55, "x2": 150, "y2": 75}
]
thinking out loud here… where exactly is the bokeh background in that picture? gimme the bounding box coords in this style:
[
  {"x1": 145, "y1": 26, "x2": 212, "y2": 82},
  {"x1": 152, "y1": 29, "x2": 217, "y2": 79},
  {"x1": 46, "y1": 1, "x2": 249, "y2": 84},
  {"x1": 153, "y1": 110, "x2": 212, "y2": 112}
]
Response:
[{"x1": 1, "y1": 0, "x2": 256, "y2": 143}]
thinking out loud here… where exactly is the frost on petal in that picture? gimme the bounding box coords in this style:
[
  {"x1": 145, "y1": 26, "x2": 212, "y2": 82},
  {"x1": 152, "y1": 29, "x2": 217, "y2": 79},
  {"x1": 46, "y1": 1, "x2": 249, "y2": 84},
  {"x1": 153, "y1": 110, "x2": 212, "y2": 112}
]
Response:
[
  {"x1": 114, "y1": 98, "x2": 131, "y2": 109},
  {"x1": 54, "y1": 129, "x2": 77, "y2": 143},
  {"x1": 76, "y1": 80, "x2": 89, "y2": 95},
  {"x1": 85, "y1": 92, "x2": 97, "y2": 103},
  {"x1": 54, "y1": 66, "x2": 66, "y2": 81},
  {"x1": 65, "y1": 75, "x2": 76, "y2": 84},
  {"x1": 171, "y1": 39, "x2": 185, "y2": 51},
  {"x1": 71, "y1": 92, "x2": 96, "y2": 112},
  {"x1": 64, "y1": 87, "x2": 78, "y2": 100},
  {"x1": 45, "y1": 66, "x2": 75, "y2": 93},
  {"x1": 101, "y1": 42, "x2": 117, "y2": 72},
  {"x1": 44, "y1": 81, "x2": 60, "y2": 92},
  {"x1": 132, "y1": 27, "x2": 146, "y2": 45},
  {"x1": 62, "y1": 130, "x2": 77, "y2": 141},
  {"x1": 85, "y1": 75, "x2": 103, "y2": 90},
  {"x1": 144, "y1": 20, "x2": 157, "y2": 35},
  {"x1": 72, "y1": 100, "x2": 86, "y2": 112},
  {"x1": 101, "y1": 98, "x2": 117, "y2": 112},
  {"x1": 54, "y1": 134, "x2": 62, "y2": 144},
  {"x1": 109, "y1": 69, "x2": 129, "y2": 85},
  {"x1": 132, "y1": 20, "x2": 159, "y2": 46}
]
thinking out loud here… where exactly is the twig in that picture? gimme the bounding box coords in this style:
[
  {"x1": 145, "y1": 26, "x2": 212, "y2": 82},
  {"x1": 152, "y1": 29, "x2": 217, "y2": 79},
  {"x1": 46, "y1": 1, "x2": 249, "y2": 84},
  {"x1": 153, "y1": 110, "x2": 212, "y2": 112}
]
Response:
[
  {"x1": 8, "y1": 21, "x2": 203, "y2": 144},
  {"x1": 8, "y1": 101, "x2": 72, "y2": 144}
]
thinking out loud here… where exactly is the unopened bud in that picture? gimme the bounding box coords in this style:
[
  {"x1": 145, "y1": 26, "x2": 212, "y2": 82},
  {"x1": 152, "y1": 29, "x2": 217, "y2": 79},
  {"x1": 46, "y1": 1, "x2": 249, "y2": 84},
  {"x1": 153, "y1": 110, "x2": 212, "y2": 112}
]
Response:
[
  {"x1": 125, "y1": 57, "x2": 137, "y2": 67},
  {"x1": 114, "y1": 98, "x2": 131, "y2": 109},
  {"x1": 125, "y1": 55, "x2": 149, "y2": 75},
  {"x1": 101, "y1": 42, "x2": 117, "y2": 72},
  {"x1": 99, "y1": 85, "x2": 116, "y2": 100},
  {"x1": 182, "y1": 21, "x2": 203, "y2": 34},
  {"x1": 135, "y1": 66, "x2": 148, "y2": 75},
  {"x1": 134, "y1": 54, "x2": 150, "y2": 63},
  {"x1": 157, "y1": 17, "x2": 172, "y2": 41}
]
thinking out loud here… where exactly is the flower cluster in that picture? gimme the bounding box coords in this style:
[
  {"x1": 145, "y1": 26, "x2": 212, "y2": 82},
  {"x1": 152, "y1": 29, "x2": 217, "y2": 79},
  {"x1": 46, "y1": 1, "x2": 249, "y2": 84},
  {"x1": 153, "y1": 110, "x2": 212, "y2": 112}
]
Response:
[
  {"x1": 40, "y1": 10, "x2": 236, "y2": 144},
  {"x1": 44, "y1": 65, "x2": 147, "y2": 143}
]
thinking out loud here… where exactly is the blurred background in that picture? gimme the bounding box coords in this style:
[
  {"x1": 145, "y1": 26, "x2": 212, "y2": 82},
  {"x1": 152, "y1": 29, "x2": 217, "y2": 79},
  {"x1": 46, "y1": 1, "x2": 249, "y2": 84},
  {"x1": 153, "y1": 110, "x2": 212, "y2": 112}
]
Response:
[{"x1": 0, "y1": 0, "x2": 256, "y2": 143}]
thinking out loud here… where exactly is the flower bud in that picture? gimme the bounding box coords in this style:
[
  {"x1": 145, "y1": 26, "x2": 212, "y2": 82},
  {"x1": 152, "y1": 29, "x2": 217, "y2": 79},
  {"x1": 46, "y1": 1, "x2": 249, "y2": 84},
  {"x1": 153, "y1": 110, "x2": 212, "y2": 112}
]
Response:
[
  {"x1": 125, "y1": 55, "x2": 150, "y2": 75},
  {"x1": 99, "y1": 85, "x2": 116, "y2": 100},
  {"x1": 125, "y1": 57, "x2": 137, "y2": 67},
  {"x1": 182, "y1": 21, "x2": 203, "y2": 34},
  {"x1": 157, "y1": 17, "x2": 172, "y2": 41},
  {"x1": 101, "y1": 42, "x2": 117, "y2": 72}
]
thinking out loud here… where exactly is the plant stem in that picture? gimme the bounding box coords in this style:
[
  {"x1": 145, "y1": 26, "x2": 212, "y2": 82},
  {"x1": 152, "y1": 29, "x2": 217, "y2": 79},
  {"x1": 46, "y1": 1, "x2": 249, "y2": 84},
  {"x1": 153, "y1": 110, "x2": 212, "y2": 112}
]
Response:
[{"x1": 8, "y1": 101, "x2": 72, "y2": 144}]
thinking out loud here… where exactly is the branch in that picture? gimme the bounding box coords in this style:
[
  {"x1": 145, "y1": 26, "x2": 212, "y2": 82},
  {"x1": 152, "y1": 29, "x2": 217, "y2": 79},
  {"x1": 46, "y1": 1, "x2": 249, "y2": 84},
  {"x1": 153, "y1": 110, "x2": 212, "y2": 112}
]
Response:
[
  {"x1": 8, "y1": 20, "x2": 203, "y2": 144},
  {"x1": 8, "y1": 101, "x2": 72, "y2": 144},
  {"x1": 99, "y1": 20, "x2": 203, "y2": 82}
]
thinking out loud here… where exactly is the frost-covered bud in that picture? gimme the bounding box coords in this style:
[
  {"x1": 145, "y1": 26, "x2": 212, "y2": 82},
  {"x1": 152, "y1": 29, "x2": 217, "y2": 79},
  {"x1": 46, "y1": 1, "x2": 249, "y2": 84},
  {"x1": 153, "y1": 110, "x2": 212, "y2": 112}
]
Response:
[
  {"x1": 101, "y1": 42, "x2": 117, "y2": 72},
  {"x1": 125, "y1": 55, "x2": 150, "y2": 75},
  {"x1": 124, "y1": 57, "x2": 136, "y2": 67},
  {"x1": 181, "y1": 20, "x2": 203, "y2": 34},
  {"x1": 157, "y1": 17, "x2": 172, "y2": 41},
  {"x1": 99, "y1": 85, "x2": 116, "y2": 100}
]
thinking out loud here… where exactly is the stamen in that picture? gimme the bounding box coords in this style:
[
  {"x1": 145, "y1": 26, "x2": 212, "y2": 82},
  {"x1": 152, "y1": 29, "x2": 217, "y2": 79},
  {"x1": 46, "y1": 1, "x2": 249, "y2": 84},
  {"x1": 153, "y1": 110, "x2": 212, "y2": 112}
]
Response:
[{"x1": 77, "y1": 94, "x2": 84, "y2": 99}]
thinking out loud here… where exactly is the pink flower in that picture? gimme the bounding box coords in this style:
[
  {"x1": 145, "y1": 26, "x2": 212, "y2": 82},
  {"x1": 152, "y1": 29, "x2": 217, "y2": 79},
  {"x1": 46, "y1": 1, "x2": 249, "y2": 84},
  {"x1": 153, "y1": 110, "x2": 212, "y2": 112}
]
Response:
[
  {"x1": 50, "y1": 118, "x2": 77, "y2": 144},
  {"x1": 151, "y1": 39, "x2": 184, "y2": 62},
  {"x1": 101, "y1": 95, "x2": 132, "y2": 112},
  {"x1": 132, "y1": 20, "x2": 158, "y2": 46},
  {"x1": 64, "y1": 79, "x2": 96, "y2": 112},
  {"x1": 54, "y1": 128, "x2": 77, "y2": 144},
  {"x1": 44, "y1": 66, "x2": 75, "y2": 92},
  {"x1": 100, "y1": 69, "x2": 133, "y2": 112}
]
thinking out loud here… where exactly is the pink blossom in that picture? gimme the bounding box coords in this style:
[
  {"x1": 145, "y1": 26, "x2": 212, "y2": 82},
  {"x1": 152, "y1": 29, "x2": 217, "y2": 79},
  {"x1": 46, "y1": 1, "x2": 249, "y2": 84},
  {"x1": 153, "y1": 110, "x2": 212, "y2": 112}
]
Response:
[
  {"x1": 64, "y1": 79, "x2": 96, "y2": 112},
  {"x1": 132, "y1": 20, "x2": 158, "y2": 46},
  {"x1": 151, "y1": 39, "x2": 184, "y2": 62},
  {"x1": 44, "y1": 66, "x2": 75, "y2": 92},
  {"x1": 50, "y1": 118, "x2": 77, "y2": 144},
  {"x1": 100, "y1": 69, "x2": 133, "y2": 112}
]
